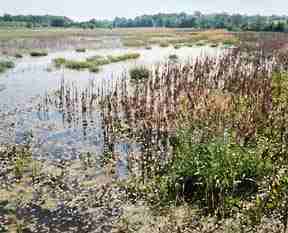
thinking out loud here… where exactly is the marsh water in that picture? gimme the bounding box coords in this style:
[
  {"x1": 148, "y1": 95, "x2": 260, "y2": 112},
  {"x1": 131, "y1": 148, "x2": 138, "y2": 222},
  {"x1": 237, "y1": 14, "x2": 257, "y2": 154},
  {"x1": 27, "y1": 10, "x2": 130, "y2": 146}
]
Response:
[{"x1": 0, "y1": 45, "x2": 222, "y2": 176}]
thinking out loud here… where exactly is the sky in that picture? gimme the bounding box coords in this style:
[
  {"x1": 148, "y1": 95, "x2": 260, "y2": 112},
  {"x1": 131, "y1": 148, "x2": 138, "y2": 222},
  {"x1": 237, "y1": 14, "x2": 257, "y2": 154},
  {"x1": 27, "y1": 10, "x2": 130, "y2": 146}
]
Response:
[{"x1": 0, "y1": 0, "x2": 287, "y2": 21}]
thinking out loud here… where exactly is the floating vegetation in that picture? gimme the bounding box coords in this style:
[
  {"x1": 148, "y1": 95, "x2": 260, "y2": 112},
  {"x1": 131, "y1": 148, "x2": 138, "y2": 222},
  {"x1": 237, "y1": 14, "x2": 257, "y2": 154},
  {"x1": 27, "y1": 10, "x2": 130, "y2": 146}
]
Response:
[{"x1": 30, "y1": 50, "x2": 48, "y2": 57}]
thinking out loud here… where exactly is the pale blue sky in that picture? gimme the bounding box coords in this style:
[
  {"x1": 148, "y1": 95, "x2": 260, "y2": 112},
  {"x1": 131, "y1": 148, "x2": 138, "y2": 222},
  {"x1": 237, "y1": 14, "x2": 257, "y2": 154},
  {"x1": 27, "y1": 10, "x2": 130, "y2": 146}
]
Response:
[{"x1": 0, "y1": 0, "x2": 287, "y2": 21}]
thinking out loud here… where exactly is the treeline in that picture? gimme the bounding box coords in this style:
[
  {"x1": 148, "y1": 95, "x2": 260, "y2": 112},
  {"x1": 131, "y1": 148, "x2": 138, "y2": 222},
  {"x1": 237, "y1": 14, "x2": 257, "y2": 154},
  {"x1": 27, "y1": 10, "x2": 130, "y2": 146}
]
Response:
[
  {"x1": 1, "y1": 12, "x2": 288, "y2": 32},
  {"x1": 113, "y1": 12, "x2": 288, "y2": 32},
  {"x1": 0, "y1": 14, "x2": 73, "y2": 27}
]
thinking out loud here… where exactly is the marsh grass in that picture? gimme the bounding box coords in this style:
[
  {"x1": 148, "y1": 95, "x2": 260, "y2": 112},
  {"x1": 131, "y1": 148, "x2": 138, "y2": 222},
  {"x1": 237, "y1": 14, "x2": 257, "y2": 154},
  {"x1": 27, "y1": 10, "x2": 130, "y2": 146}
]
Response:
[{"x1": 53, "y1": 52, "x2": 141, "y2": 72}]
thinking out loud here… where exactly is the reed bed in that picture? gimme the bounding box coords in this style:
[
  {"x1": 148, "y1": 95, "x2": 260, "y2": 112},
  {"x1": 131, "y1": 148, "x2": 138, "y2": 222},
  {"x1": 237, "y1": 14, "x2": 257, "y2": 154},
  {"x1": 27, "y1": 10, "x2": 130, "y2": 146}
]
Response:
[{"x1": 41, "y1": 45, "x2": 288, "y2": 178}]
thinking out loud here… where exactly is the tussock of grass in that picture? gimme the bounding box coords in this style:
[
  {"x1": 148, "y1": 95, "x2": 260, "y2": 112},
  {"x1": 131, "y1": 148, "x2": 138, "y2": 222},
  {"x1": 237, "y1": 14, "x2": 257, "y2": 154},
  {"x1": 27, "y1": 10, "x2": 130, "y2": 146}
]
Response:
[
  {"x1": 75, "y1": 48, "x2": 86, "y2": 52},
  {"x1": 89, "y1": 65, "x2": 100, "y2": 73},
  {"x1": 65, "y1": 60, "x2": 91, "y2": 70},
  {"x1": 174, "y1": 44, "x2": 182, "y2": 49},
  {"x1": 129, "y1": 66, "x2": 150, "y2": 82},
  {"x1": 0, "y1": 60, "x2": 15, "y2": 73},
  {"x1": 159, "y1": 42, "x2": 169, "y2": 47},
  {"x1": 14, "y1": 53, "x2": 23, "y2": 58},
  {"x1": 30, "y1": 50, "x2": 48, "y2": 57}
]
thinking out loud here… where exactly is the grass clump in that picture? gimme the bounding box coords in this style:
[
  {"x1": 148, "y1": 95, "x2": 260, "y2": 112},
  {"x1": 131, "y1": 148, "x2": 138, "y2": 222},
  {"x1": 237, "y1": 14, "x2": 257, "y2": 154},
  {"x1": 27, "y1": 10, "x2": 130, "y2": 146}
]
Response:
[
  {"x1": 195, "y1": 41, "x2": 206, "y2": 46},
  {"x1": 30, "y1": 50, "x2": 48, "y2": 57},
  {"x1": 174, "y1": 44, "x2": 182, "y2": 49},
  {"x1": 65, "y1": 60, "x2": 91, "y2": 70},
  {"x1": 129, "y1": 66, "x2": 150, "y2": 82},
  {"x1": 14, "y1": 53, "x2": 23, "y2": 58},
  {"x1": 0, "y1": 60, "x2": 15, "y2": 73},
  {"x1": 107, "y1": 53, "x2": 140, "y2": 63},
  {"x1": 89, "y1": 65, "x2": 100, "y2": 73},
  {"x1": 53, "y1": 57, "x2": 66, "y2": 67},
  {"x1": 159, "y1": 42, "x2": 169, "y2": 48},
  {"x1": 53, "y1": 52, "x2": 141, "y2": 73},
  {"x1": 75, "y1": 48, "x2": 86, "y2": 53},
  {"x1": 210, "y1": 43, "x2": 219, "y2": 47}
]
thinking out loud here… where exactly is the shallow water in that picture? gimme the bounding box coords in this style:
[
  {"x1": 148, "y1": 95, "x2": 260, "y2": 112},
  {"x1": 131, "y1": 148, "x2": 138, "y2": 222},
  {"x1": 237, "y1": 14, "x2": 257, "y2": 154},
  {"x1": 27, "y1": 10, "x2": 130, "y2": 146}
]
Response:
[{"x1": 0, "y1": 45, "x2": 222, "y2": 175}]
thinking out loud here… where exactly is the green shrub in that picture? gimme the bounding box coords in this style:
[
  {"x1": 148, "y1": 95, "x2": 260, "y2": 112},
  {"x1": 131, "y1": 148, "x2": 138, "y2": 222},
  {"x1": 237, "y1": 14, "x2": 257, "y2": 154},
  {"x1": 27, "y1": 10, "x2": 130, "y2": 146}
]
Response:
[
  {"x1": 30, "y1": 50, "x2": 48, "y2": 57},
  {"x1": 164, "y1": 129, "x2": 273, "y2": 212},
  {"x1": 129, "y1": 67, "x2": 150, "y2": 81}
]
